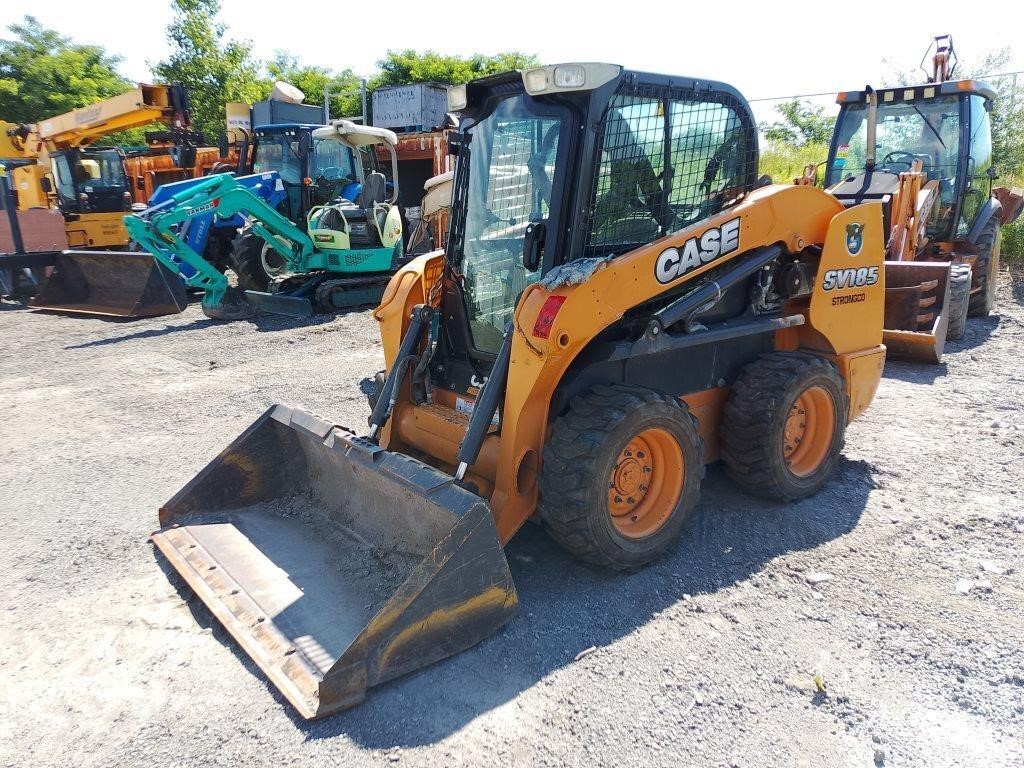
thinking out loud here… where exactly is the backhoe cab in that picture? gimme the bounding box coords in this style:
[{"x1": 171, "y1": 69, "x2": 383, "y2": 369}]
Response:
[
  {"x1": 153, "y1": 63, "x2": 887, "y2": 718},
  {"x1": 824, "y1": 35, "x2": 1023, "y2": 361}
]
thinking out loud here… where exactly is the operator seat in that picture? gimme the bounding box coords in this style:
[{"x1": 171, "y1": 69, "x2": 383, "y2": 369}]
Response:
[{"x1": 344, "y1": 171, "x2": 390, "y2": 249}]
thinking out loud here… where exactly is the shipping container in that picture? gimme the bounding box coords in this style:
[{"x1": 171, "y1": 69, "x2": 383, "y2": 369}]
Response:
[{"x1": 372, "y1": 84, "x2": 448, "y2": 132}]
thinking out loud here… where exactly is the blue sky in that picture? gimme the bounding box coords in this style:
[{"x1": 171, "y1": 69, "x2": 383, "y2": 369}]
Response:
[{"x1": 3, "y1": 0, "x2": 1021, "y2": 124}]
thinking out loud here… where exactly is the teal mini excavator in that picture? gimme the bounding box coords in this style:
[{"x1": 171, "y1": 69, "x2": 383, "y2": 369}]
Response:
[{"x1": 124, "y1": 120, "x2": 406, "y2": 319}]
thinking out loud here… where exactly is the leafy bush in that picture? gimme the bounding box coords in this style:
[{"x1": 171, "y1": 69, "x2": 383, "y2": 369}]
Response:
[{"x1": 759, "y1": 140, "x2": 830, "y2": 186}]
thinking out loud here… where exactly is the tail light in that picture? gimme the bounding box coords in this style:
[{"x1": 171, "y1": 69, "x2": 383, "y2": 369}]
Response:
[{"x1": 532, "y1": 295, "x2": 567, "y2": 339}]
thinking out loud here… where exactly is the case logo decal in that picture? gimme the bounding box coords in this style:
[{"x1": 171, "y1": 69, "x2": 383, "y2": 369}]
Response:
[
  {"x1": 655, "y1": 218, "x2": 741, "y2": 284},
  {"x1": 845, "y1": 222, "x2": 864, "y2": 256}
]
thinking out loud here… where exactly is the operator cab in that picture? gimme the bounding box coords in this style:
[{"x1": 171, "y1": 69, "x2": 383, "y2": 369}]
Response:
[
  {"x1": 825, "y1": 79, "x2": 997, "y2": 243},
  {"x1": 436, "y1": 63, "x2": 758, "y2": 398},
  {"x1": 250, "y1": 123, "x2": 383, "y2": 221},
  {"x1": 49, "y1": 147, "x2": 131, "y2": 215}
]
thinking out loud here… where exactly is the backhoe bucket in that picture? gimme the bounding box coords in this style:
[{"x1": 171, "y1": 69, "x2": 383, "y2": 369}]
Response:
[
  {"x1": 30, "y1": 250, "x2": 187, "y2": 317},
  {"x1": 882, "y1": 261, "x2": 952, "y2": 364},
  {"x1": 151, "y1": 404, "x2": 518, "y2": 719}
]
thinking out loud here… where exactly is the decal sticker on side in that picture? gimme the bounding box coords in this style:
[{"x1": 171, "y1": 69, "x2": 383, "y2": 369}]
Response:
[
  {"x1": 845, "y1": 222, "x2": 864, "y2": 256},
  {"x1": 655, "y1": 217, "x2": 741, "y2": 284},
  {"x1": 822, "y1": 266, "x2": 878, "y2": 291}
]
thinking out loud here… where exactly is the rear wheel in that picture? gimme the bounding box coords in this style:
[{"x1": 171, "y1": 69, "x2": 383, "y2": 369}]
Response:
[
  {"x1": 538, "y1": 384, "x2": 704, "y2": 570},
  {"x1": 968, "y1": 218, "x2": 1000, "y2": 317},
  {"x1": 230, "y1": 232, "x2": 287, "y2": 292},
  {"x1": 721, "y1": 353, "x2": 847, "y2": 501}
]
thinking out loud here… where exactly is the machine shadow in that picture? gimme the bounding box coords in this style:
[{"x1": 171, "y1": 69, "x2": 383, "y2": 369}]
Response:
[
  {"x1": 284, "y1": 456, "x2": 875, "y2": 748},
  {"x1": 62, "y1": 312, "x2": 339, "y2": 349},
  {"x1": 883, "y1": 311, "x2": 1001, "y2": 385}
]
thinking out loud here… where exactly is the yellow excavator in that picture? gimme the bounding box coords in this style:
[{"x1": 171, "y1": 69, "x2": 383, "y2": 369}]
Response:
[
  {"x1": 1, "y1": 83, "x2": 198, "y2": 249},
  {"x1": 152, "y1": 63, "x2": 888, "y2": 718}
]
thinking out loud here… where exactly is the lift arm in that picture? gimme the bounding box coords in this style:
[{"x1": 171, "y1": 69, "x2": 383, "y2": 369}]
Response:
[{"x1": 124, "y1": 173, "x2": 313, "y2": 307}]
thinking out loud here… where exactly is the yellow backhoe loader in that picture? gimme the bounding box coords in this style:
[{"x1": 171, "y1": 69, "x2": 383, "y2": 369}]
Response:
[
  {"x1": 820, "y1": 36, "x2": 1023, "y2": 362},
  {"x1": 152, "y1": 63, "x2": 887, "y2": 718}
]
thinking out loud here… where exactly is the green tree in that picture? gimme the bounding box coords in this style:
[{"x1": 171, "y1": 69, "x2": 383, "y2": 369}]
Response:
[
  {"x1": 152, "y1": 0, "x2": 264, "y2": 144},
  {"x1": 264, "y1": 52, "x2": 363, "y2": 120},
  {"x1": 369, "y1": 50, "x2": 540, "y2": 90},
  {"x1": 761, "y1": 100, "x2": 835, "y2": 146},
  {"x1": 0, "y1": 16, "x2": 131, "y2": 124}
]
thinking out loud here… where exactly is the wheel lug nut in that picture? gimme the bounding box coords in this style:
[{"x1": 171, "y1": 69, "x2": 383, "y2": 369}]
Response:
[
  {"x1": 639, "y1": 485, "x2": 647, "y2": 491},
  {"x1": 614, "y1": 496, "x2": 622, "y2": 503},
  {"x1": 630, "y1": 515, "x2": 638, "y2": 522},
  {"x1": 625, "y1": 450, "x2": 632, "y2": 457},
  {"x1": 627, "y1": 497, "x2": 635, "y2": 504},
  {"x1": 637, "y1": 451, "x2": 645, "y2": 458}
]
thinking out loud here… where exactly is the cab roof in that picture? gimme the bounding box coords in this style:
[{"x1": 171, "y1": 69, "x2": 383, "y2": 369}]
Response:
[{"x1": 837, "y1": 79, "x2": 997, "y2": 105}]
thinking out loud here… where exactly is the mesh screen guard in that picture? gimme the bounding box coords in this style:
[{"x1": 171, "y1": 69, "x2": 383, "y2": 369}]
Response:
[{"x1": 582, "y1": 82, "x2": 758, "y2": 257}]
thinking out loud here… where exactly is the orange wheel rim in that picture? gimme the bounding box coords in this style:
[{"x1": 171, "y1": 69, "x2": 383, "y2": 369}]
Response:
[
  {"x1": 783, "y1": 386, "x2": 835, "y2": 477},
  {"x1": 607, "y1": 427, "x2": 684, "y2": 539}
]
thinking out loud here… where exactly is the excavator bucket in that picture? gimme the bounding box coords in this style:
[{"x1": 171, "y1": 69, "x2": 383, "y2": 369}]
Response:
[
  {"x1": 30, "y1": 250, "x2": 187, "y2": 317},
  {"x1": 882, "y1": 261, "x2": 952, "y2": 364},
  {"x1": 151, "y1": 404, "x2": 518, "y2": 719}
]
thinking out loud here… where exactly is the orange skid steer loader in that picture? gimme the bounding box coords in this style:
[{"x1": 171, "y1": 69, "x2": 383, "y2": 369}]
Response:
[{"x1": 152, "y1": 64, "x2": 887, "y2": 718}]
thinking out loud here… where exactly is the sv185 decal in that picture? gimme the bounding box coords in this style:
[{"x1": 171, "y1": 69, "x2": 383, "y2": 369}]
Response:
[
  {"x1": 822, "y1": 266, "x2": 878, "y2": 291},
  {"x1": 655, "y1": 217, "x2": 741, "y2": 284}
]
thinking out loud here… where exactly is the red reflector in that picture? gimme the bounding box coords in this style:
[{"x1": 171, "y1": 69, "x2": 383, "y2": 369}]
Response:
[{"x1": 532, "y1": 295, "x2": 567, "y2": 339}]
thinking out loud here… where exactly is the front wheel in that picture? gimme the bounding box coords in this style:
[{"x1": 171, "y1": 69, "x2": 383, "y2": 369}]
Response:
[
  {"x1": 538, "y1": 384, "x2": 704, "y2": 570},
  {"x1": 230, "y1": 232, "x2": 287, "y2": 292},
  {"x1": 968, "y1": 218, "x2": 1000, "y2": 317},
  {"x1": 721, "y1": 353, "x2": 847, "y2": 501}
]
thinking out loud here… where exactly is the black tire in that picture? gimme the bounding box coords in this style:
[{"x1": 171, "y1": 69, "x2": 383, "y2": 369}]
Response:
[
  {"x1": 230, "y1": 232, "x2": 285, "y2": 292},
  {"x1": 968, "y1": 217, "x2": 1000, "y2": 317},
  {"x1": 538, "y1": 384, "x2": 704, "y2": 570},
  {"x1": 367, "y1": 370, "x2": 386, "y2": 410},
  {"x1": 945, "y1": 264, "x2": 972, "y2": 341},
  {"x1": 721, "y1": 353, "x2": 847, "y2": 501}
]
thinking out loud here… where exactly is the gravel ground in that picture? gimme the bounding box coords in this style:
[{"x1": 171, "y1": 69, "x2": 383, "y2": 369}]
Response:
[{"x1": 1, "y1": 270, "x2": 1023, "y2": 768}]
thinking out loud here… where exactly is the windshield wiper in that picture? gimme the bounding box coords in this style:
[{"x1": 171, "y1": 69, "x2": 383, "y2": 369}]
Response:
[{"x1": 912, "y1": 105, "x2": 946, "y2": 149}]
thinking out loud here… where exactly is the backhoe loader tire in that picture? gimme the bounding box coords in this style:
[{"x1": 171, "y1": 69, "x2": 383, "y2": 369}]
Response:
[
  {"x1": 539, "y1": 384, "x2": 704, "y2": 571},
  {"x1": 968, "y1": 218, "x2": 1000, "y2": 317},
  {"x1": 945, "y1": 264, "x2": 972, "y2": 341},
  {"x1": 721, "y1": 353, "x2": 846, "y2": 502},
  {"x1": 230, "y1": 232, "x2": 283, "y2": 292}
]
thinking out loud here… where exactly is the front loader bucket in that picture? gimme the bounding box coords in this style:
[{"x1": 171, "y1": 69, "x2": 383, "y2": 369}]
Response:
[
  {"x1": 30, "y1": 250, "x2": 187, "y2": 317},
  {"x1": 151, "y1": 405, "x2": 518, "y2": 719},
  {"x1": 882, "y1": 261, "x2": 952, "y2": 364}
]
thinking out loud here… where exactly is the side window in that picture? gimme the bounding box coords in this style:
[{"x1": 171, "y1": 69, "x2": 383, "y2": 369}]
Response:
[
  {"x1": 667, "y1": 100, "x2": 748, "y2": 212},
  {"x1": 585, "y1": 92, "x2": 752, "y2": 255},
  {"x1": 958, "y1": 95, "x2": 993, "y2": 236},
  {"x1": 588, "y1": 96, "x2": 664, "y2": 250},
  {"x1": 50, "y1": 156, "x2": 78, "y2": 208},
  {"x1": 968, "y1": 95, "x2": 993, "y2": 177}
]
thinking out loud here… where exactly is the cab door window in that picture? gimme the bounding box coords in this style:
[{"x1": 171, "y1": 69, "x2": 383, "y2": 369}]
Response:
[
  {"x1": 958, "y1": 94, "x2": 993, "y2": 236},
  {"x1": 584, "y1": 91, "x2": 754, "y2": 256}
]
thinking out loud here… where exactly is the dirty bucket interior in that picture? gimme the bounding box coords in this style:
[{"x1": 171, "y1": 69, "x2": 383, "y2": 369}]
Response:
[
  {"x1": 31, "y1": 250, "x2": 188, "y2": 317},
  {"x1": 882, "y1": 261, "x2": 951, "y2": 363},
  {"x1": 152, "y1": 405, "x2": 517, "y2": 719}
]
